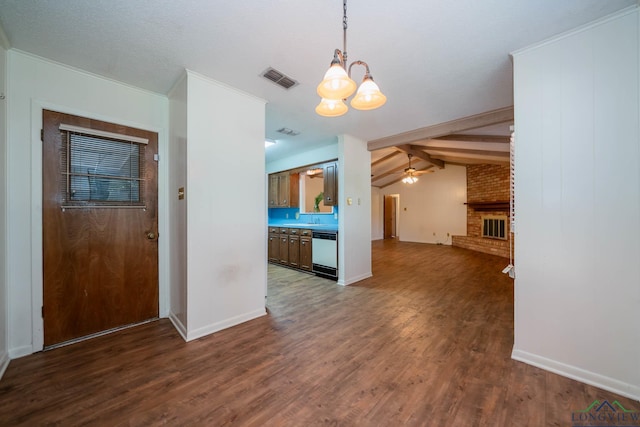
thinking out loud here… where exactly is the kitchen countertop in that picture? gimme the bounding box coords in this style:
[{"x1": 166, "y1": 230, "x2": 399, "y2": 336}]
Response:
[{"x1": 268, "y1": 222, "x2": 338, "y2": 232}]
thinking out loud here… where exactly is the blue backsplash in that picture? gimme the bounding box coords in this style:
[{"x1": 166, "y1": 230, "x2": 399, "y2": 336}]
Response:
[{"x1": 268, "y1": 206, "x2": 339, "y2": 226}]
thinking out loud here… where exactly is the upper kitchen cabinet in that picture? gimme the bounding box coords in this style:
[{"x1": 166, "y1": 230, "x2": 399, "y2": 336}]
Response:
[
  {"x1": 268, "y1": 172, "x2": 299, "y2": 208},
  {"x1": 323, "y1": 162, "x2": 337, "y2": 206}
]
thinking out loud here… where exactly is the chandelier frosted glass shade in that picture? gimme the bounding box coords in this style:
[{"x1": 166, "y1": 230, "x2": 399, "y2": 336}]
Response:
[
  {"x1": 315, "y1": 98, "x2": 349, "y2": 117},
  {"x1": 314, "y1": 0, "x2": 386, "y2": 117},
  {"x1": 317, "y1": 63, "x2": 357, "y2": 100},
  {"x1": 402, "y1": 175, "x2": 418, "y2": 184},
  {"x1": 350, "y1": 76, "x2": 387, "y2": 110}
]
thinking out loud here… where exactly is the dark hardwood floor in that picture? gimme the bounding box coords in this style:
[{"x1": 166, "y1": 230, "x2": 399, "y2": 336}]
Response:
[{"x1": 0, "y1": 240, "x2": 636, "y2": 426}]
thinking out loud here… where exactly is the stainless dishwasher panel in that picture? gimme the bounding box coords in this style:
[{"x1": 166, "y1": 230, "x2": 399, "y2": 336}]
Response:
[{"x1": 312, "y1": 230, "x2": 338, "y2": 279}]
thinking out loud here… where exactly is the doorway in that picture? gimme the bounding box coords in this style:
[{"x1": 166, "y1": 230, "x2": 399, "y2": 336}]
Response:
[
  {"x1": 383, "y1": 194, "x2": 399, "y2": 239},
  {"x1": 42, "y1": 110, "x2": 159, "y2": 347}
]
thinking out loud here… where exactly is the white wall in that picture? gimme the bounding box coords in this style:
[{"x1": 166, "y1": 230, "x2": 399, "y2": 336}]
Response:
[
  {"x1": 5, "y1": 50, "x2": 170, "y2": 357},
  {"x1": 338, "y1": 135, "x2": 372, "y2": 285},
  {"x1": 168, "y1": 74, "x2": 188, "y2": 337},
  {"x1": 184, "y1": 71, "x2": 267, "y2": 340},
  {"x1": 372, "y1": 165, "x2": 467, "y2": 245},
  {"x1": 266, "y1": 143, "x2": 338, "y2": 174},
  {"x1": 0, "y1": 43, "x2": 8, "y2": 378},
  {"x1": 512, "y1": 7, "x2": 640, "y2": 400}
]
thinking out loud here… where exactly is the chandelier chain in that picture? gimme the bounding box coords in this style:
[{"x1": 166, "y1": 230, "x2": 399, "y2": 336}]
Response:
[{"x1": 342, "y1": 0, "x2": 348, "y2": 66}]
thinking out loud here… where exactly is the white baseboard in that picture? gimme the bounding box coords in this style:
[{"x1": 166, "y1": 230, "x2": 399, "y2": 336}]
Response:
[
  {"x1": 185, "y1": 308, "x2": 267, "y2": 342},
  {"x1": 0, "y1": 351, "x2": 9, "y2": 380},
  {"x1": 8, "y1": 345, "x2": 32, "y2": 359},
  {"x1": 168, "y1": 312, "x2": 188, "y2": 342},
  {"x1": 338, "y1": 271, "x2": 372, "y2": 286},
  {"x1": 512, "y1": 348, "x2": 640, "y2": 401}
]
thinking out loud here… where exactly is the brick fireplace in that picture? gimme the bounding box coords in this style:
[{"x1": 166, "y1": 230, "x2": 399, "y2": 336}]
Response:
[{"x1": 452, "y1": 164, "x2": 512, "y2": 259}]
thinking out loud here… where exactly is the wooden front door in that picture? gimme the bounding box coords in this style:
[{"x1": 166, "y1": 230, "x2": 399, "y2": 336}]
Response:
[
  {"x1": 42, "y1": 110, "x2": 159, "y2": 347},
  {"x1": 383, "y1": 195, "x2": 397, "y2": 239}
]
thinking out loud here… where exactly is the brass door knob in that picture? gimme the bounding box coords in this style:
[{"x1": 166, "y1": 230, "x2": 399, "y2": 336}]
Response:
[{"x1": 147, "y1": 232, "x2": 156, "y2": 240}]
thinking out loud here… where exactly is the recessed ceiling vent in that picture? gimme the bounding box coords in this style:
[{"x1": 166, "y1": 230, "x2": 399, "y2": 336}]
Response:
[
  {"x1": 261, "y1": 67, "x2": 298, "y2": 90},
  {"x1": 276, "y1": 127, "x2": 300, "y2": 136}
]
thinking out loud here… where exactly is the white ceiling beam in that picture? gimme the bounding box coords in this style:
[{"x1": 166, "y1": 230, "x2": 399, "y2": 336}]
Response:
[
  {"x1": 367, "y1": 106, "x2": 514, "y2": 151},
  {"x1": 423, "y1": 147, "x2": 510, "y2": 158},
  {"x1": 371, "y1": 150, "x2": 401, "y2": 168},
  {"x1": 397, "y1": 145, "x2": 445, "y2": 169},
  {"x1": 433, "y1": 155, "x2": 509, "y2": 165},
  {"x1": 433, "y1": 134, "x2": 510, "y2": 143},
  {"x1": 371, "y1": 163, "x2": 409, "y2": 182}
]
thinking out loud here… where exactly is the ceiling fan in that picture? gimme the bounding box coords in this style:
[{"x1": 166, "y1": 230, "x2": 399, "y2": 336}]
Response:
[{"x1": 400, "y1": 154, "x2": 433, "y2": 184}]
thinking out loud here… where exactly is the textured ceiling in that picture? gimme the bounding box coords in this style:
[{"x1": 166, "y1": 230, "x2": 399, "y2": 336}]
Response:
[{"x1": 0, "y1": 0, "x2": 635, "y2": 162}]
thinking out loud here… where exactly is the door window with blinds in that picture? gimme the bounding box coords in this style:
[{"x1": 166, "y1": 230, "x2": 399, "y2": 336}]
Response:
[{"x1": 60, "y1": 124, "x2": 147, "y2": 208}]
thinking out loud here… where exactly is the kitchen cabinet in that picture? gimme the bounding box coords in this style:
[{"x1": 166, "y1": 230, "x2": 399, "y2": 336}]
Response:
[
  {"x1": 268, "y1": 175, "x2": 279, "y2": 207},
  {"x1": 300, "y1": 231, "x2": 312, "y2": 271},
  {"x1": 278, "y1": 228, "x2": 289, "y2": 264},
  {"x1": 268, "y1": 227, "x2": 280, "y2": 263},
  {"x1": 323, "y1": 162, "x2": 337, "y2": 206},
  {"x1": 268, "y1": 172, "x2": 299, "y2": 207},
  {"x1": 288, "y1": 234, "x2": 300, "y2": 268},
  {"x1": 268, "y1": 227, "x2": 313, "y2": 273}
]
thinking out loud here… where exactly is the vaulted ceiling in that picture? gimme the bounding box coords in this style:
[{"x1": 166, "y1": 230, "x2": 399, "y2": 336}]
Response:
[
  {"x1": 370, "y1": 107, "x2": 513, "y2": 187},
  {"x1": 0, "y1": 0, "x2": 635, "y2": 164}
]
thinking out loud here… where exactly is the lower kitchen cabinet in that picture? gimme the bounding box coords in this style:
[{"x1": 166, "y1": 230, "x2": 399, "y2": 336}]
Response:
[
  {"x1": 278, "y1": 230, "x2": 289, "y2": 265},
  {"x1": 288, "y1": 235, "x2": 299, "y2": 268},
  {"x1": 268, "y1": 227, "x2": 312, "y2": 273},
  {"x1": 300, "y1": 235, "x2": 312, "y2": 271},
  {"x1": 268, "y1": 233, "x2": 279, "y2": 263},
  {"x1": 268, "y1": 227, "x2": 280, "y2": 263}
]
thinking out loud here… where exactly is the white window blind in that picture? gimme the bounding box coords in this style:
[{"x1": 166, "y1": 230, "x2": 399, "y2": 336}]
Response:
[
  {"x1": 59, "y1": 124, "x2": 146, "y2": 208},
  {"x1": 510, "y1": 127, "x2": 515, "y2": 233}
]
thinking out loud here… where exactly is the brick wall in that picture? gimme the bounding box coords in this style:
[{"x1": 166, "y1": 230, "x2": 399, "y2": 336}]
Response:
[{"x1": 452, "y1": 164, "x2": 512, "y2": 259}]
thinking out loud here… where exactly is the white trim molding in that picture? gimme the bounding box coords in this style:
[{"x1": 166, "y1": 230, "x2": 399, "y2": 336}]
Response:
[
  {"x1": 185, "y1": 309, "x2": 267, "y2": 342},
  {"x1": 0, "y1": 351, "x2": 9, "y2": 379},
  {"x1": 512, "y1": 349, "x2": 640, "y2": 401}
]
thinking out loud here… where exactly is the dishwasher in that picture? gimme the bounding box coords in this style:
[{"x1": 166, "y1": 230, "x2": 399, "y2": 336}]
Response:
[{"x1": 312, "y1": 230, "x2": 338, "y2": 280}]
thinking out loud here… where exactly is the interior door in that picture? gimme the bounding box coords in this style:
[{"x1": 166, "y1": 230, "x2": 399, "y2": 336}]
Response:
[
  {"x1": 383, "y1": 195, "x2": 397, "y2": 239},
  {"x1": 42, "y1": 110, "x2": 159, "y2": 347}
]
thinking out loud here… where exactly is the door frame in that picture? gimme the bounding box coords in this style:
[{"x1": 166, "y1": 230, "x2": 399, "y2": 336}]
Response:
[
  {"x1": 383, "y1": 194, "x2": 400, "y2": 240},
  {"x1": 30, "y1": 100, "x2": 169, "y2": 352}
]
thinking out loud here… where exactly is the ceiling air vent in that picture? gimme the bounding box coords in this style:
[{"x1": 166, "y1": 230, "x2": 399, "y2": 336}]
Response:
[
  {"x1": 276, "y1": 127, "x2": 300, "y2": 136},
  {"x1": 261, "y1": 67, "x2": 299, "y2": 90}
]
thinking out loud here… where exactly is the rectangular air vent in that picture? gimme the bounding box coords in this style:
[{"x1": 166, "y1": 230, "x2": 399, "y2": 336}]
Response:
[
  {"x1": 276, "y1": 127, "x2": 300, "y2": 136},
  {"x1": 261, "y1": 67, "x2": 298, "y2": 90}
]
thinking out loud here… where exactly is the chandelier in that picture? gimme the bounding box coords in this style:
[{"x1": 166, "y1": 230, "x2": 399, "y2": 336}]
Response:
[{"x1": 315, "y1": 0, "x2": 387, "y2": 117}]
